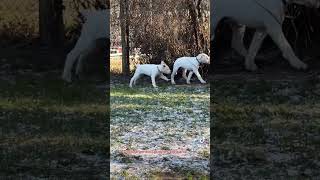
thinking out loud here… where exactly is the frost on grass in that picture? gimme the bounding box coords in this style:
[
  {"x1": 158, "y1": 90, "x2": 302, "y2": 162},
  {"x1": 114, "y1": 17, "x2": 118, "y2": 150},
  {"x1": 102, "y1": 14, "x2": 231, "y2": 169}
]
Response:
[{"x1": 110, "y1": 84, "x2": 210, "y2": 178}]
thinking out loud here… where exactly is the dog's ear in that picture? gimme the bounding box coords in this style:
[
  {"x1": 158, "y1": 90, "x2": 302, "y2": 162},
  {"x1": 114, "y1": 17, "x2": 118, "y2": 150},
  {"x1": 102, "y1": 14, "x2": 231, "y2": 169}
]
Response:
[{"x1": 161, "y1": 61, "x2": 165, "y2": 65}]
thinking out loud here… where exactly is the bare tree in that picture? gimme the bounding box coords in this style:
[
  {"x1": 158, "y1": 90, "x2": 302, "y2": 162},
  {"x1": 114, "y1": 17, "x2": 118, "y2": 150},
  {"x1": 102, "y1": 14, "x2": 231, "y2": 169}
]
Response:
[
  {"x1": 120, "y1": 0, "x2": 130, "y2": 74},
  {"x1": 111, "y1": 0, "x2": 209, "y2": 75},
  {"x1": 39, "y1": 0, "x2": 64, "y2": 48},
  {"x1": 188, "y1": 0, "x2": 200, "y2": 52}
]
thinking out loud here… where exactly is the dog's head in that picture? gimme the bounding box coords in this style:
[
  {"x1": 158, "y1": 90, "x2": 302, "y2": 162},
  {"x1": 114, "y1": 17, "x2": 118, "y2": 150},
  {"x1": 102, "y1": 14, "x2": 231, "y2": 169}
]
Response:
[
  {"x1": 159, "y1": 61, "x2": 171, "y2": 74},
  {"x1": 196, "y1": 53, "x2": 210, "y2": 64}
]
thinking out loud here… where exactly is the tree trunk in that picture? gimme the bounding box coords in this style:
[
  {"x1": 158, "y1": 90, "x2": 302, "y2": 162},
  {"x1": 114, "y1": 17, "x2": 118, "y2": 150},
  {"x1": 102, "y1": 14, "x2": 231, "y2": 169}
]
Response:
[
  {"x1": 39, "y1": 0, "x2": 64, "y2": 48},
  {"x1": 120, "y1": 0, "x2": 130, "y2": 75},
  {"x1": 188, "y1": 0, "x2": 199, "y2": 53}
]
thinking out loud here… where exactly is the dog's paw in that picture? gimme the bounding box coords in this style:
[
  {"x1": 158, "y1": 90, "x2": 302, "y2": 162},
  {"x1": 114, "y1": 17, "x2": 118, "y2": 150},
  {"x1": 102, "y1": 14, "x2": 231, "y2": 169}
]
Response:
[
  {"x1": 187, "y1": 81, "x2": 191, "y2": 84},
  {"x1": 75, "y1": 74, "x2": 84, "y2": 81},
  {"x1": 245, "y1": 63, "x2": 258, "y2": 71},
  {"x1": 62, "y1": 75, "x2": 72, "y2": 83},
  {"x1": 291, "y1": 60, "x2": 308, "y2": 70},
  {"x1": 200, "y1": 81, "x2": 206, "y2": 84}
]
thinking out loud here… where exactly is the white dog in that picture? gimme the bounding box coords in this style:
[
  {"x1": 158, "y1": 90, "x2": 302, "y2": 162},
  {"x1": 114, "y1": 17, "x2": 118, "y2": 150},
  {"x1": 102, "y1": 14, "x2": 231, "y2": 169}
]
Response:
[
  {"x1": 62, "y1": 9, "x2": 109, "y2": 82},
  {"x1": 171, "y1": 53, "x2": 210, "y2": 84},
  {"x1": 129, "y1": 61, "x2": 171, "y2": 88},
  {"x1": 211, "y1": 0, "x2": 319, "y2": 71}
]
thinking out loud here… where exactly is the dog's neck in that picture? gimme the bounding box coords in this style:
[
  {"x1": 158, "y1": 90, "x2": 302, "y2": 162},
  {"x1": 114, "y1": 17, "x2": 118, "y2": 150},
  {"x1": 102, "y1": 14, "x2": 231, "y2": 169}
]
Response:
[
  {"x1": 188, "y1": 57, "x2": 201, "y2": 68},
  {"x1": 156, "y1": 65, "x2": 162, "y2": 73},
  {"x1": 195, "y1": 57, "x2": 201, "y2": 64},
  {"x1": 285, "y1": 0, "x2": 318, "y2": 7},
  {"x1": 285, "y1": 0, "x2": 302, "y2": 5}
]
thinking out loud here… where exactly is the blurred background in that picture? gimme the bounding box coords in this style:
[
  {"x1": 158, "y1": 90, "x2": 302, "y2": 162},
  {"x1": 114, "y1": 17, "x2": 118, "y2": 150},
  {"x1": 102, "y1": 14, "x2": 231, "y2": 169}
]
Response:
[
  {"x1": 213, "y1": 5, "x2": 320, "y2": 73},
  {"x1": 0, "y1": 0, "x2": 109, "y2": 74},
  {"x1": 211, "y1": 4, "x2": 320, "y2": 179},
  {"x1": 0, "y1": 1, "x2": 110, "y2": 179}
]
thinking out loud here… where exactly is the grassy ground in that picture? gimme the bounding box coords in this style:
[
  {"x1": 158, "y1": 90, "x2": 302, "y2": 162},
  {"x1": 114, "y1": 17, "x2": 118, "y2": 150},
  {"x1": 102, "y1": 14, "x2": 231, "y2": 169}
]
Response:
[
  {"x1": 110, "y1": 76, "x2": 210, "y2": 179},
  {"x1": 0, "y1": 69, "x2": 109, "y2": 179},
  {"x1": 211, "y1": 76, "x2": 320, "y2": 179}
]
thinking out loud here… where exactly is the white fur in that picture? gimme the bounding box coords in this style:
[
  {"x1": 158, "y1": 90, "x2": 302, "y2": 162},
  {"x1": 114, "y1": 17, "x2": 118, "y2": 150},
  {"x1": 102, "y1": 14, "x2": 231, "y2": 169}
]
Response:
[
  {"x1": 62, "y1": 9, "x2": 109, "y2": 82},
  {"x1": 211, "y1": 0, "x2": 319, "y2": 71},
  {"x1": 171, "y1": 53, "x2": 210, "y2": 84},
  {"x1": 130, "y1": 61, "x2": 171, "y2": 88}
]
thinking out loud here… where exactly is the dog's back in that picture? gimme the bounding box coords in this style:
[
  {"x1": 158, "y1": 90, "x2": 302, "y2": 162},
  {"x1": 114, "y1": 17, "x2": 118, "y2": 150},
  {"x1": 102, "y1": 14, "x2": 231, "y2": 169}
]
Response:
[
  {"x1": 173, "y1": 57, "x2": 196, "y2": 70},
  {"x1": 135, "y1": 64, "x2": 157, "y2": 76}
]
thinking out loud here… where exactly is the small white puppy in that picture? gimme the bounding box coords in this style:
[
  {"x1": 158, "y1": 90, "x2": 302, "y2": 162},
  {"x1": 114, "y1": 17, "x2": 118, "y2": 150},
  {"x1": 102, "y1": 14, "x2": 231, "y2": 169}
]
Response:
[
  {"x1": 129, "y1": 61, "x2": 171, "y2": 88},
  {"x1": 171, "y1": 53, "x2": 210, "y2": 84}
]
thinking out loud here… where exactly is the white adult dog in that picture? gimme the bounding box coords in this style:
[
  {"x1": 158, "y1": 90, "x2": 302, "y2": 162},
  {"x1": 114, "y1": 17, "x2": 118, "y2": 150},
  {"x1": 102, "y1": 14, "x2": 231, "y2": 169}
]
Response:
[
  {"x1": 129, "y1": 61, "x2": 171, "y2": 88},
  {"x1": 62, "y1": 9, "x2": 109, "y2": 82},
  {"x1": 211, "y1": 0, "x2": 320, "y2": 71},
  {"x1": 171, "y1": 53, "x2": 210, "y2": 84}
]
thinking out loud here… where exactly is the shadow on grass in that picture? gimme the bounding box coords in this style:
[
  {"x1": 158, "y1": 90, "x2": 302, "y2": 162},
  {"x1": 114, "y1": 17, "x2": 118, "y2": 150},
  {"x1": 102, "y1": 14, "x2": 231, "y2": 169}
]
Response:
[
  {"x1": 0, "y1": 71, "x2": 109, "y2": 178},
  {"x1": 211, "y1": 79, "x2": 320, "y2": 179}
]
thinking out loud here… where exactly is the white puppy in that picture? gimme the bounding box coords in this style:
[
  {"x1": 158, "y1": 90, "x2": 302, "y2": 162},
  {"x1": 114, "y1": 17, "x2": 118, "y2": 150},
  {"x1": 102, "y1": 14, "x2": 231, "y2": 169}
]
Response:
[
  {"x1": 171, "y1": 53, "x2": 210, "y2": 84},
  {"x1": 129, "y1": 61, "x2": 171, "y2": 88}
]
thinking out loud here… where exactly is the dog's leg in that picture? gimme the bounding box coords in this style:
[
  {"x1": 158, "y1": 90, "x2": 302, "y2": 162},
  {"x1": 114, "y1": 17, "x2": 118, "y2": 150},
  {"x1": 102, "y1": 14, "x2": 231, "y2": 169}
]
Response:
[
  {"x1": 267, "y1": 24, "x2": 307, "y2": 70},
  {"x1": 182, "y1": 69, "x2": 188, "y2": 80},
  {"x1": 129, "y1": 73, "x2": 138, "y2": 87},
  {"x1": 151, "y1": 75, "x2": 158, "y2": 88},
  {"x1": 193, "y1": 69, "x2": 206, "y2": 84},
  {"x1": 171, "y1": 66, "x2": 179, "y2": 85},
  {"x1": 133, "y1": 74, "x2": 141, "y2": 85},
  {"x1": 245, "y1": 30, "x2": 267, "y2": 71},
  {"x1": 186, "y1": 71, "x2": 194, "y2": 84},
  {"x1": 62, "y1": 48, "x2": 81, "y2": 82},
  {"x1": 75, "y1": 43, "x2": 94, "y2": 79},
  {"x1": 129, "y1": 77, "x2": 135, "y2": 88},
  {"x1": 160, "y1": 73, "x2": 170, "y2": 81},
  {"x1": 62, "y1": 35, "x2": 90, "y2": 82},
  {"x1": 75, "y1": 54, "x2": 84, "y2": 78},
  {"x1": 232, "y1": 25, "x2": 247, "y2": 57}
]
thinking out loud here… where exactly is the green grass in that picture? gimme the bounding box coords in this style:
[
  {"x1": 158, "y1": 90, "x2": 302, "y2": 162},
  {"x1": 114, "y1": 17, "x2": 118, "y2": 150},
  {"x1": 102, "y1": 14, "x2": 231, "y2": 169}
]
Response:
[
  {"x1": 211, "y1": 78, "x2": 320, "y2": 179},
  {"x1": 0, "y1": 71, "x2": 109, "y2": 179}
]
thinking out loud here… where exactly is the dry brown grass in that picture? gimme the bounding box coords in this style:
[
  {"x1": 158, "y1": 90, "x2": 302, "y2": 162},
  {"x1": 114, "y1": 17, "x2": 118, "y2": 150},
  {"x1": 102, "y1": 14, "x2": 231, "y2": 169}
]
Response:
[
  {"x1": 110, "y1": 56, "x2": 138, "y2": 74},
  {"x1": 110, "y1": 56, "x2": 122, "y2": 74}
]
